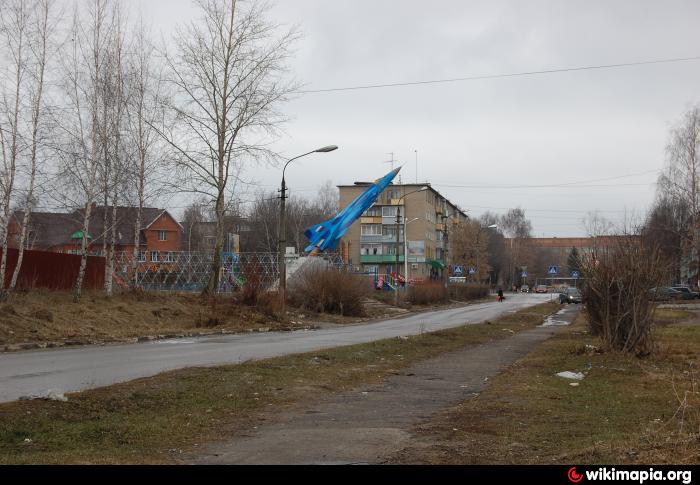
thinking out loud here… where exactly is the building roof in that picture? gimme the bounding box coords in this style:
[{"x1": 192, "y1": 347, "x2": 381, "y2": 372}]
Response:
[
  {"x1": 337, "y1": 181, "x2": 468, "y2": 219},
  {"x1": 13, "y1": 206, "x2": 175, "y2": 249}
]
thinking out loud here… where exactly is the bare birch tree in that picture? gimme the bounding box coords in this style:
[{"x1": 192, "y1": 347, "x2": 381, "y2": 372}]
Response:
[
  {"x1": 8, "y1": 0, "x2": 55, "y2": 292},
  {"x1": 56, "y1": 0, "x2": 116, "y2": 302},
  {"x1": 158, "y1": 0, "x2": 299, "y2": 295},
  {"x1": 126, "y1": 18, "x2": 167, "y2": 289},
  {"x1": 0, "y1": 0, "x2": 30, "y2": 296}
]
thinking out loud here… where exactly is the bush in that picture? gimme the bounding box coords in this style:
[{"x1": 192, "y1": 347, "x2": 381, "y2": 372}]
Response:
[
  {"x1": 288, "y1": 267, "x2": 370, "y2": 316},
  {"x1": 448, "y1": 284, "x2": 489, "y2": 301},
  {"x1": 407, "y1": 282, "x2": 448, "y2": 305},
  {"x1": 581, "y1": 237, "x2": 662, "y2": 355}
]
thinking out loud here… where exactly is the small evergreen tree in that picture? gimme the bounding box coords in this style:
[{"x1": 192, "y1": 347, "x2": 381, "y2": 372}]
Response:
[{"x1": 568, "y1": 247, "x2": 581, "y2": 275}]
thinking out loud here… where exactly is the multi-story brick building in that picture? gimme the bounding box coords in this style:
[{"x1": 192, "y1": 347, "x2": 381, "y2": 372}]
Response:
[
  {"x1": 338, "y1": 182, "x2": 468, "y2": 280},
  {"x1": 7, "y1": 205, "x2": 183, "y2": 262}
]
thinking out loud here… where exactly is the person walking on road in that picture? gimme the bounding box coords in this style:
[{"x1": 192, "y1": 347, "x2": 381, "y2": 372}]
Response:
[{"x1": 497, "y1": 288, "x2": 504, "y2": 302}]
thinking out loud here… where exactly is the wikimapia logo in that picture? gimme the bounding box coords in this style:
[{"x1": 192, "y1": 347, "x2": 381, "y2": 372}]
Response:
[
  {"x1": 568, "y1": 467, "x2": 584, "y2": 483},
  {"x1": 567, "y1": 467, "x2": 693, "y2": 484}
]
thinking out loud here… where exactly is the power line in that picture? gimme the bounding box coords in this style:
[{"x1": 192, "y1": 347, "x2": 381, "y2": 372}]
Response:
[
  {"x1": 429, "y1": 169, "x2": 660, "y2": 190},
  {"x1": 299, "y1": 56, "x2": 700, "y2": 94}
]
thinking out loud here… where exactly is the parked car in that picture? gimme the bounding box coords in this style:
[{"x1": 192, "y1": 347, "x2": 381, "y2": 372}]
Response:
[
  {"x1": 535, "y1": 284, "x2": 548, "y2": 293},
  {"x1": 670, "y1": 286, "x2": 700, "y2": 299},
  {"x1": 521, "y1": 284, "x2": 530, "y2": 293},
  {"x1": 559, "y1": 287, "x2": 582, "y2": 304},
  {"x1": 648, "y1": 287, "x2": 684, "y2": 302}
]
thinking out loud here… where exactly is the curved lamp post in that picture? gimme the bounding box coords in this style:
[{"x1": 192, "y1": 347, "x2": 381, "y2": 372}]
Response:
[
  {"x1": 394, "y1": 186, "x2": 428, "y2": 305},
  {"x1": 279, "y1": 145, "x2": 338, "y2": 313}
]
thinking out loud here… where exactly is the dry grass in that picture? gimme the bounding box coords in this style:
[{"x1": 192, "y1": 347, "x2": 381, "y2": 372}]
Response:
[
  {"x1": 390, "y1": 309, "x2": 700, "y2": 464},
  {"x1": 0, "y1": 302, "x2": 558, "y2": 464},
  {"x1": 0, "y1": 290, "x2": 309, "y2": 348}
]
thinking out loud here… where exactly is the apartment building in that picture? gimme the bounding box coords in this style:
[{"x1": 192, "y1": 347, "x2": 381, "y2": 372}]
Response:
[{"x1": 337, "y1": 181, "x2": 468, "y2": 280}]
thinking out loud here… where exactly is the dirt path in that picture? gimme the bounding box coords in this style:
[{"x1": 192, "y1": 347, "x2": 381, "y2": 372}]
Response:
[{"x1": 191, "y1": 305, "x2": 580, "y2": 464}]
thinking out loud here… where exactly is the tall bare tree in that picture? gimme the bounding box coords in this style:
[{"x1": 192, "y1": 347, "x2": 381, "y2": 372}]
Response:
[
  {"x1": 450, "y1": 219, "x2": 491, "y2": 283},
  {"x1": 158, "y1": 0, "x2": 299, "y2": 295},
  {"x1": 657, "y1": 105, "x2": 700, "y2": 286},
  {"x1": 56, "y1": 0, "x2": 117, "y2": 302},
  {"x1": 8, "y1": 0, "x2": 55, "y2": 292},
  {"x1": 0, "y1": 0, "x2": 30, "y2": 295},
  {"x1": 499, "y1": 207, "x2": 532, "y2": 287},
  {"x1": 126, "y1": 18, "x2": 167, "y2": 288}
]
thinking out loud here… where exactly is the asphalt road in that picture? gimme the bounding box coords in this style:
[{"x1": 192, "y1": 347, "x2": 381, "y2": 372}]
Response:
[{"x1": 0, "y1": 293, "x2": 553, "y2": 403}]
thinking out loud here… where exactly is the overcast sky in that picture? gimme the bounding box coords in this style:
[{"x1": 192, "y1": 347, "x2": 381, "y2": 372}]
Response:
[{"x1": 140, "y1": 0, "x2": 700, "y2": 237}]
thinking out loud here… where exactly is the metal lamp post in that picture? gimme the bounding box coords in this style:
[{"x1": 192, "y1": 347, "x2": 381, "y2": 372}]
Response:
[
  {"x1": 279, "y1": 145, "x2": 338, "y2": 314},
  {"x1": 394, "y1": 186, "x2": 428, "y2": 306}
]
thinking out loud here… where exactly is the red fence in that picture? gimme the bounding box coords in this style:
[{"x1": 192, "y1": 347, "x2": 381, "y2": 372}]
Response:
[{"x1": 0, "y1": 248, "x2": 105, "y2": 290}]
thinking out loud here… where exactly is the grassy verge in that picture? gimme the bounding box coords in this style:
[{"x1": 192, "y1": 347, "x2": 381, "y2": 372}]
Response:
[
  {"x1": 0, "y1": 302, "x2": 558, "y2": 464},
  {"x1": 390, "y1": 308, "x2": 700, "y2": 464}
]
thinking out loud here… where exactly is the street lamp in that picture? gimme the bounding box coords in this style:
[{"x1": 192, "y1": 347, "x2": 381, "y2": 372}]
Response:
[
  {"x1": 279, "y1": 145, "x2": 338, "y2": 314},
  {"x1": 394, "y1": 186, "x2": 428, "y2": 306}
]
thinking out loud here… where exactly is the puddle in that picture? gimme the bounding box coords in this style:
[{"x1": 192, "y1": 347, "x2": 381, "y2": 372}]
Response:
[{"x1": 540, "y1": 308, "x2": 572, "y2": 327}]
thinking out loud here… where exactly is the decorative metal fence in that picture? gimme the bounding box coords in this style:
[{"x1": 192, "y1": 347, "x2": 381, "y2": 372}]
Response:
[{"x1": 112, "y1": 251, "x2": 347, "y2": 293}]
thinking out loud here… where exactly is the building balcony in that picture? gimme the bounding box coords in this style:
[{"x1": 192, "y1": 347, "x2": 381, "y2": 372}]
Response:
[
  {"x1": 360, "y1": 234, "x2": 382, "y2": 243},
  {"x1": 360, "y1": 216, "x2": 382, "y2": 224},
  {"x1": 360, "y1": 254, "x2": 405, "y2": 263},
  {"x1": 360, "y1": 235, "x2": 404, "y2": 243},
  {"x1": 436, "y1": 206, "x2": 444, "y2": 215},
  {"x1": 436, "y1": 223, "x2": 445, "y2": 231}
]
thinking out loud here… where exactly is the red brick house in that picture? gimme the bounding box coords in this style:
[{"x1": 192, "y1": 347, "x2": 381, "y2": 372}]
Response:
[{"x1": 8, "y1": 206, "x2": 183, "y2": 262}]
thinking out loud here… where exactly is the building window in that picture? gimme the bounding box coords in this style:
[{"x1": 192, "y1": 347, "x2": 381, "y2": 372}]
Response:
[
  {"x1": 364, "y1": 206, "x2": 381, "y2": 217},
  {"x1": 138, "y1": 251, "x2": 146, "y2": 262},
  {"x1": 158, "y1": 230, "x2": 167, "y2": 241},
  {"x1": 382, "y1": 226, "x2": 404, "y2": 238},
  {"x1": 151, "y1": 251, "x2": 159, "y2": 262},
  {"x1": 382, "y1": 206, "x2": 398, "y2": 217},
  {"x1": 361, "y1": 224, "x2": 381, "y2": 236},
  {"x1": 165, "y1": 251, "x2": 175, "y2": 262},
  {"x1": 383, "y1": 244, "x2": 397, "y2": 255},
  {"x1": 361, "y1": 243, "x2": 382, "y2": 255}
]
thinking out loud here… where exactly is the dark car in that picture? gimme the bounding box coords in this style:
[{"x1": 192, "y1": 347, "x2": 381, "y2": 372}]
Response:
[
  {"x1": 521, "y1": 284, "x2": 530, "y2": 293},
  {"x1": 671, "y1": 286, "x2": 700, "y2": 300},
  {"x1": 648, "y1": 287, "x2": 683, "y2": 302},
  {"x1": 559, "y1": 287, "x2": 582, "y2": 304}
]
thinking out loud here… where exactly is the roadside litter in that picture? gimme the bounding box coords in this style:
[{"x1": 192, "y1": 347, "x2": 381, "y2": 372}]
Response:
[
  {"x1": 556, "y1": 371, "x2": 585, "y2": 381},
  {"x1": 19, "y1": 389, "x2": 68, "y2": 402}
]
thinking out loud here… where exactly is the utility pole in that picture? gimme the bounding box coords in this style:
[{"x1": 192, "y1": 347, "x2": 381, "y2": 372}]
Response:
[{"x1": 395, "y1": 203, "x2": 401, "y2": 306}]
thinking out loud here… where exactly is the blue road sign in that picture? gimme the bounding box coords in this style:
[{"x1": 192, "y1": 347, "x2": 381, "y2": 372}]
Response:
[
  {"x1": 453, "y1": 265, "x2": 464, "y2": 275},
  {"x1": 548, "y1": 266, "x2": 558, "y2": 275},
  {"x1": 468, "y1": 267, "x2": 476, "y2": 275},
  {"x1": 521, "y1": 271, "x2": 528, "y2": 278},
  {"x1": 571, "y1": 270, "x2": 580, "y2": 279}
]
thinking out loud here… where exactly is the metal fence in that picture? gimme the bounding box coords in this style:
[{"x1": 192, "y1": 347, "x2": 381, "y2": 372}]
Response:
[{"x1": 112, "y1": 251, "x2": 347, "y2": 293}]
